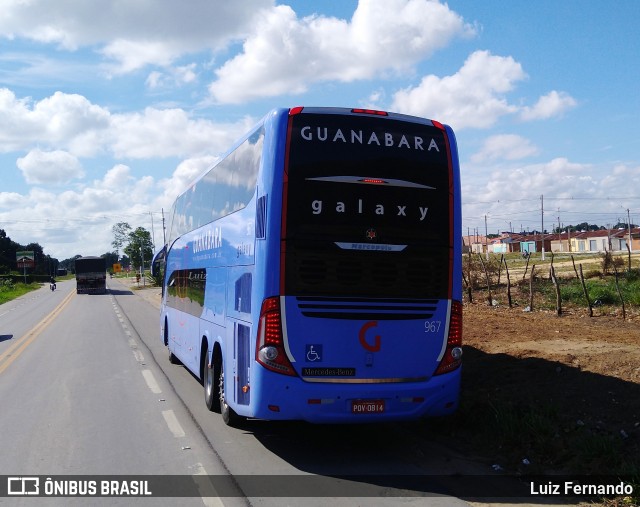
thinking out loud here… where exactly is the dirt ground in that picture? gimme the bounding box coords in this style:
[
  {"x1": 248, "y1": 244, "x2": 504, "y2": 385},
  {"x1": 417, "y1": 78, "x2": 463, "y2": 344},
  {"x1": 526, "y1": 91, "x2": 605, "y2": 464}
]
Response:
[{"x1": 458, "y1": 300, "x2": 640, "y2": 474}]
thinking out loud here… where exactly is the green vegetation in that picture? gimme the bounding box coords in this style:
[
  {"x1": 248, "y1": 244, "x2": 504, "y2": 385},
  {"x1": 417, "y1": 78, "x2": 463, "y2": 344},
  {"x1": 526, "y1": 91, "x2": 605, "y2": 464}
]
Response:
[
  {"x1": 0, "y1": 279, "x2": 41, "y2": 305},
  {"x1": 455, "y1": 251, "x2": 640, "y2": 505},
  {"x1": 434, "y1": 396, "x2": 636, "y2": 476},
  {"x1": 466, "y1": 251, "x2": 640, "y2": 315}
]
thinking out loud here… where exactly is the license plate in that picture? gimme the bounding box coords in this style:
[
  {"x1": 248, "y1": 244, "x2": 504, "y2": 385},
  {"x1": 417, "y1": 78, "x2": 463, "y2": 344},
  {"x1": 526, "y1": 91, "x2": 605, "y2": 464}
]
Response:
[{"x1": 351, "y1": 399, "x2": 385, "y2": 414}]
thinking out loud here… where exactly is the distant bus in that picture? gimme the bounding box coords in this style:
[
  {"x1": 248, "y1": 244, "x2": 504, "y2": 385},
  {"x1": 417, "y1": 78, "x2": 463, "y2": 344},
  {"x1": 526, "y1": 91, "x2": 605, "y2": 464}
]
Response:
[{"x1": 156, "y1": 107, "x2": 462, "y2": 425}]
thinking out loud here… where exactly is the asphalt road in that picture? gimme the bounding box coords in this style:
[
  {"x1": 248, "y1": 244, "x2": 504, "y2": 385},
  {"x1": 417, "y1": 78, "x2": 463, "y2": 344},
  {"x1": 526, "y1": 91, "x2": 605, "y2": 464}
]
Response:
[{"x1": 0, "y1": 278, "x2": 479, "y2": 506}]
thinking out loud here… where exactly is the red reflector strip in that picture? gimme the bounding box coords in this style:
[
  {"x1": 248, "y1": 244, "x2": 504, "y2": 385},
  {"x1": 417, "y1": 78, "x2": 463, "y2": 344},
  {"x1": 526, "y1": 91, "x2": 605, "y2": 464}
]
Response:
[
  {"x1": 289, "y1": 106, "x2": 304, "y2": 116},
  {"x1": 307, "y1": 399, "x2": 335, "y2": 405},
  {"x1": 351, "y1": 108, "x2": 388, "y2": 116},
  {"x1": 431, "y1": 120, "x2": 445, "y2": 130},
  {"x1": 360, "y1": 178, "x2": 387, "y2": 185},
  {"x1": 268, "y1": 405, "x2": 280, "y2": 412}
]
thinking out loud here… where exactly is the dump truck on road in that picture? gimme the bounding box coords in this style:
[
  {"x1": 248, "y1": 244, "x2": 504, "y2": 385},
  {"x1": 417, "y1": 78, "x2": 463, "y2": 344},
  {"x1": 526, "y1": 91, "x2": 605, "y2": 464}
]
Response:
[{"x1": 75, "y1": 256, "x2": 107, "y2": 294}]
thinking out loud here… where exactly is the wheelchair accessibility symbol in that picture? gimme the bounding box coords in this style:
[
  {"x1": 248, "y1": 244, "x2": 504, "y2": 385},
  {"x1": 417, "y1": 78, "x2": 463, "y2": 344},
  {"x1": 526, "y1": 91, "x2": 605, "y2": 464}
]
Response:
[{"x1": 306, "y1": 344, "x2": 322, "y2": 362}]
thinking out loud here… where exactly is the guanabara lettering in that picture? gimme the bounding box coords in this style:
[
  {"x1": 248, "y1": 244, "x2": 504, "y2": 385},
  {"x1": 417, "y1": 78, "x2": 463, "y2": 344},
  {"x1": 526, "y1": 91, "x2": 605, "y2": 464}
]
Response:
[{"x1": 299, "y1": 125, "x2": 440, "y2": 152}]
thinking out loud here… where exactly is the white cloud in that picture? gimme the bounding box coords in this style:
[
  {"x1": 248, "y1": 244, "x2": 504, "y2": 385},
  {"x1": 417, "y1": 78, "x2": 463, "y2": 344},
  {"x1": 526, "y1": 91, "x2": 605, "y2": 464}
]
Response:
[
  {"x1": 0, "y1": 0, "x2": 271, "y2": 70},
  {"x1": 0, "y1": 167, "x2": 166, "y2": 259},
  {"x1": 600, "y1": 163, "x2": 640, "y2": 190},
  {"x1": 471, "y1": 134, "x2": 539, "y2": 163},
  {"x1": 493, "y1": 158, "x2": 589, "y2": 198},
  {"x1": 146, "y1": 64, "x2": 198, "y2": 90},
  {"x1": 462, "y1": 158, "x2": 640, "y2": 234},
  {"x1": 17, "y1": 149, "x2": 84, "y2": 184},
  {"x1": 0, "y1": 88, "x2": 111, "y2": 156},
  {"x1": 97, "y1": 164, "x2": 135, "y2": 190},
  {"x1": 391, "y1": 50, "x2": 526, "y2": 129},
  {"x1": 0, "y1": 191, "x2": 25, "y2": 209},
  {"x1": 520, "y1": 90, "x2": 577, "y2": 121},
  {"x1": 108, "y1": 108, "x2": 247, "y2": 159},
  {"x1": 208, "y1": 0, "x2": 475, "y2": 103},
  {"x1": 462, "y1": 157, "x2": 594, "y2": 231},
  {"x1": 0, "y1": 88, "x2": 253, "y2": 159},
  {"x1": 391, "y1": 51, "x2": 578, "y2": 130},
  {"x1": 102, "y1": 40, "x2": 178, "y2": 74}
]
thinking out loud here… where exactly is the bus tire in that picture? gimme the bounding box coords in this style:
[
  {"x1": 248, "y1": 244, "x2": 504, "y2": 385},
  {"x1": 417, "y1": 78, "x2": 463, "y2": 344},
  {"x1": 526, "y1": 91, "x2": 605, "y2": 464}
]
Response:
[
  {"x1": 219, "y1": 361, "x2": 241, "y2": 426},
  {"x1": 204, "y1": 351, "x2": 220, "y2": 412}
]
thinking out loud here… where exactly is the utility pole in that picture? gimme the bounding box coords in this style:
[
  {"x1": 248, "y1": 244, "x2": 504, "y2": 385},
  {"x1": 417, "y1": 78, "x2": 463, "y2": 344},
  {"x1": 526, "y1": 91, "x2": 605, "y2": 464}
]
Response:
[
  {"x1": 150, "y1": 211, "x2": 156, "y2": 251},
  {"x1": 484, "y1": 214, "x2": 489, "y2": 260},
  {"x1": 627, "y1": 208, "x2": 632, "y2": 252},
  {"x1": 161, "y1": 208, "x2": 167, "y2": 246},
  {"x1": 541, "y1": 194, "x2": 545, "y2": 260}
]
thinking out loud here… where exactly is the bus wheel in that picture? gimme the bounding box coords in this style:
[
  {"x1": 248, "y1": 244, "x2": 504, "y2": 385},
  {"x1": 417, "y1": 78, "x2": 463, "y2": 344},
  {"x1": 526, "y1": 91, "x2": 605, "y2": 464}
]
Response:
[
  {"x1": 219, "y1": 362, "x2": 240, "y2": 426},
  {"x1": 204, "y1": 353, "x2": 220, "y2": 412}
]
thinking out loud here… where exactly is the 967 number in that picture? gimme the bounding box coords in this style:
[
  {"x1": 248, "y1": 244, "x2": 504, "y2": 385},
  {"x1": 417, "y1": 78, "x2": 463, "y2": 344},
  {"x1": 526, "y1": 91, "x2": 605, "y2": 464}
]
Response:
[{"x1": 424, "y1": 321, "x2": 442, "y2": 333}]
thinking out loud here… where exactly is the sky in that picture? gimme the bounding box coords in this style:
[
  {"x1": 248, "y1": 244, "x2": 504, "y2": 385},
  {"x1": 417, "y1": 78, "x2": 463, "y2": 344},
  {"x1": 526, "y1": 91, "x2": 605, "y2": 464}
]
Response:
[{"x1": 1, "y1": 0, "x2": 639, "y2": 260}]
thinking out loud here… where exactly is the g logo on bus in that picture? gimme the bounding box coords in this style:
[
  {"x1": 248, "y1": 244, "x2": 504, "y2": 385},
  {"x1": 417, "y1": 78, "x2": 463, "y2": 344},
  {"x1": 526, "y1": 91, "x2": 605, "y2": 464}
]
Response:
[{"x1": 359, "y1": 321, "x2": 381, "y2": 352}]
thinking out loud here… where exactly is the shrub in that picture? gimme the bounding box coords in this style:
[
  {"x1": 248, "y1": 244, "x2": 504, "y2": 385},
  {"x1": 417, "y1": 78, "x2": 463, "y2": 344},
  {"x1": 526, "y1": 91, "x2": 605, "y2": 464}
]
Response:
[{"x1": 0, "y1": 278, "x2": 15, "y2": 291}]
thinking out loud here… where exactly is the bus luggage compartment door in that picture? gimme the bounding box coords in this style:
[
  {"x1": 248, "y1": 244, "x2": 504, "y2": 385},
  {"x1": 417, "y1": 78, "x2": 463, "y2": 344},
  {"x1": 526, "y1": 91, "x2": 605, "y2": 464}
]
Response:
[{"x1": 227, "y1": 319, "x2": 251, "y2": 406}]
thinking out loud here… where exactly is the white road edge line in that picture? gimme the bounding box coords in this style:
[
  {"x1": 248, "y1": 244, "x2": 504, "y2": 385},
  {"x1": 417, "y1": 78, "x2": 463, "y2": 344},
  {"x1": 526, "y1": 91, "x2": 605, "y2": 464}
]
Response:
[
  {"x1": 110, "y1": 292, "x2": 226, "y2": 507},
  {"x1": 142, "y1": 369, "x2": 162, "y2": 394},
  {"x1": 162, "y1": 409, "x2": 186, "y2": 438},
  {"x1": 194, "y1": 463, "x2": 226, "y2": 507},
  {"x1": 132, "y1": 349, "x2": 145, "y2": 363}
]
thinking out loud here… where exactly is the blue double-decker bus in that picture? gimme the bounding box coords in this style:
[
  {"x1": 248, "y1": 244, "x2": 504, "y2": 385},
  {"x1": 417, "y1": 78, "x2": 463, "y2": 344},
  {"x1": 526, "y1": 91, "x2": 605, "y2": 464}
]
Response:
[{"x1": 157, "y1": 107, "x2": 462, "y2": 425}]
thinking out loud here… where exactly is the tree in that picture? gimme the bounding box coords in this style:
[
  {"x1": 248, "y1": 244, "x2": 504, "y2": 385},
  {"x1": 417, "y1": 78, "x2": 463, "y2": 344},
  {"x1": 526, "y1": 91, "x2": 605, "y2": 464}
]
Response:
[
  {"x1": 101, "y1": 251, "x2": 119, "y2": 270},
  {"x1": 0, "y1": 229, "x2": 20, "y2": 274},
  {"x1": 112, "y1": 222, "x2": 132, "y2": 257},
  {"x1": 59, "y1": 255, "x2": 82, "y2": 273},
  {"x1": 124, "y1": 227, "x2": 154, "y2": 271}
]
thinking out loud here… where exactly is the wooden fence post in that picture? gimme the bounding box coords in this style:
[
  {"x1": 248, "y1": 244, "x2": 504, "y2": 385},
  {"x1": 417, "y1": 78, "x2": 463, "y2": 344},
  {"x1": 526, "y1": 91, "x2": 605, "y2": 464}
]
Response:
[
  {"x1": 478, "y1": 254, "x2": 493, "y2": 306},
  {"x1": 578, "y1": 264, "x2": 593, "y2": 317},
  {"x1": 550, "y1": 264, "x2": 562, "y2": 316},
  {"x1": 528, "y1": 264, "x2": 536, "y2": 311},
  {"x1": 503, "y1": 256, "x2": 513, "y2": 308},
  {"x1": 613, "y1": 265, "x2": 627, "y2": 320}
]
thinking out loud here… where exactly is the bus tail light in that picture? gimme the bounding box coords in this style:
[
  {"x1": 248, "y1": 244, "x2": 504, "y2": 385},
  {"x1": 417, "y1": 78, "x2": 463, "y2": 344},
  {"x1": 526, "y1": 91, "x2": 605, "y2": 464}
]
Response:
[
  {"x1": 256, "y1": 297, "x2": 297, "y2": 376},
  {"x1": 351, "y1": 108, "x2": 388, "y2": 116},
  {"x1": 434, "y1": 300, "x2": 463, "y2": 376}
]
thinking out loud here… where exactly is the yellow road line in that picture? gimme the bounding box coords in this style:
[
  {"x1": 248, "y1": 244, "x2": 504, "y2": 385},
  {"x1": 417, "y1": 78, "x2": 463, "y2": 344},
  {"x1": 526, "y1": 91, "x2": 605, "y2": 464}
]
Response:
[{"x1": 0, "y1": 289, "x2": 76, "y2": 375}]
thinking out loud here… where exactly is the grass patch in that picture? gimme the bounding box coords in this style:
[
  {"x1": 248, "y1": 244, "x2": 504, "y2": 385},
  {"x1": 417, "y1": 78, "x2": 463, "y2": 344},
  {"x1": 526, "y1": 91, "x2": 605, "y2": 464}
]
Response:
[
  {"x1": 557, "y1": 274, "x2": 640, "y2": 307},
  {"x1": 0, "y1": 279, "x2": 42, "y2": 304},
  {"x1": 497, "y1": 268, "x2": 640, "y2": 312},
  {"x1": 427, "y1": 394, "x2": 639, "y2": 477}
]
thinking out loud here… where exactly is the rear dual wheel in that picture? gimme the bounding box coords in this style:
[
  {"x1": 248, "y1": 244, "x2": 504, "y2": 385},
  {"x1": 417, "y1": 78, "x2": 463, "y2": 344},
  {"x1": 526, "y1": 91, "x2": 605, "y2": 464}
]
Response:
[
  {"x1": 204, "y1": 353, "x2": 220, "y2": 412},
  {"x1": 218, "y1": 361, "x2": 241, "y2": 427}
]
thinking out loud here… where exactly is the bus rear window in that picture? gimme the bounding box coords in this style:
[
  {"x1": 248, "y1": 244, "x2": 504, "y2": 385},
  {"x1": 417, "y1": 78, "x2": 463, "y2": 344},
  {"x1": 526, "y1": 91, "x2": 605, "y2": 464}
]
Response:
[{"x1": 284, "y1": 113, "x2": 452, "y2": 299}]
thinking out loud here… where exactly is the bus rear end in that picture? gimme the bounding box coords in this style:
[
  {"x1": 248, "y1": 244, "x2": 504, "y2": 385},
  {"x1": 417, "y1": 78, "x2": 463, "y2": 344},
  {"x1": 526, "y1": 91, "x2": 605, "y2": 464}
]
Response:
[{"x1": 255, "y1": 107, "x2": 462, "y2": 423}]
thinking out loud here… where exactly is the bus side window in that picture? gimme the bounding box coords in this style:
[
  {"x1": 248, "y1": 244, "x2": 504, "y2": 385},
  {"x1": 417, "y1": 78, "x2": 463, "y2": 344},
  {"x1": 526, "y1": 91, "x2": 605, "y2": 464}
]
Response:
[{"x1": 234, "y1": 273, "x2": 252, "y2": 314}]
